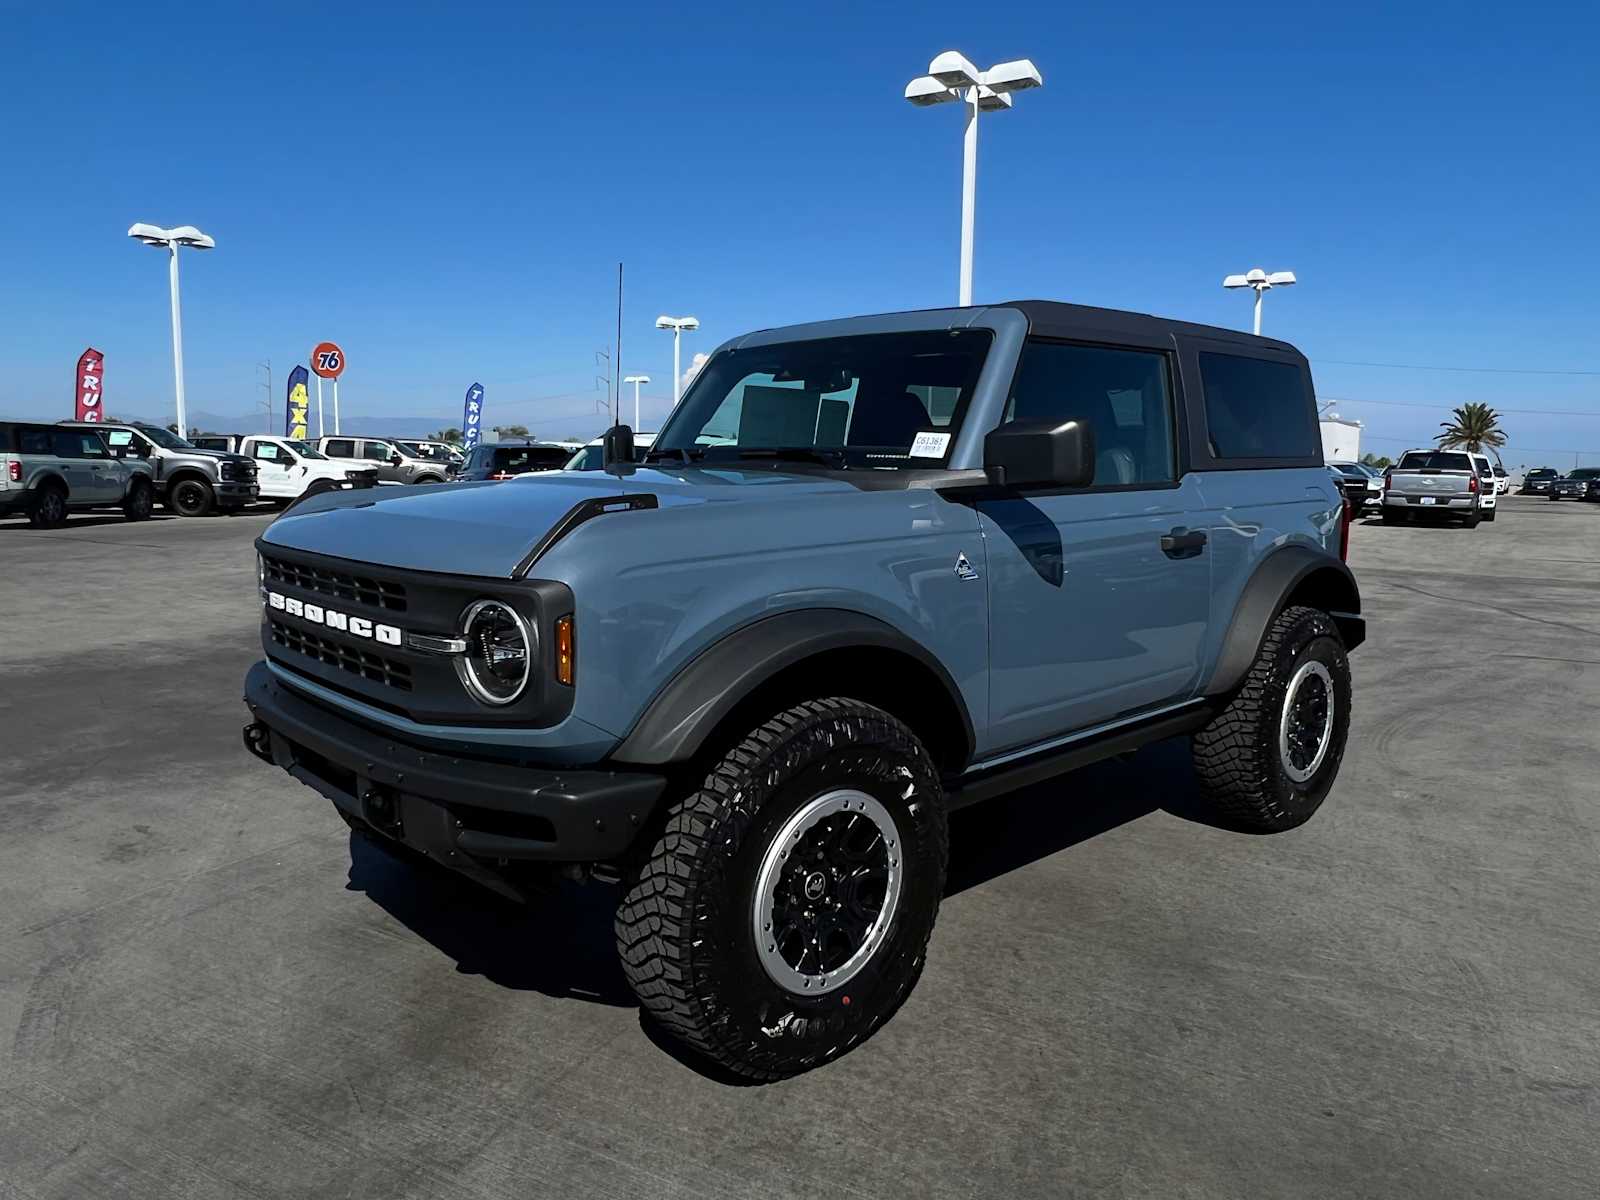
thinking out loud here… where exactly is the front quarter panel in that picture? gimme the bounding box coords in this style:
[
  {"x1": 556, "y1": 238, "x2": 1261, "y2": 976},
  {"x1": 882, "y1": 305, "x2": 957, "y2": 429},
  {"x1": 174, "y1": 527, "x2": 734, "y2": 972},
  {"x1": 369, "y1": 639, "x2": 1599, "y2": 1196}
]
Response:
[{"x1": 534, "y1": 483, "x2": 989, "y2": 755}]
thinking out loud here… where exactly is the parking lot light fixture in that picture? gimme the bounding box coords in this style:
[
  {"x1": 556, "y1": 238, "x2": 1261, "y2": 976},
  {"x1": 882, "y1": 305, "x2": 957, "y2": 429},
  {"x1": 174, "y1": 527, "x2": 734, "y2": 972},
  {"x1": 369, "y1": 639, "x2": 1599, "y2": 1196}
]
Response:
[
  {"x1": 1223, "y1": 268, "x2": 1296, "y2": 335},
  {"x1": 655, "y1": 316, "x2": 700, "y2": 405},
  {"x1": 905, "y1": 52, "x2": 1043, "y2": 307},
  {"x1": 128, "y1": 223, "x2": 215, "y2": 438},
  {"x1": 623, "y1": 375, "x2": 651, "y2": 430}
]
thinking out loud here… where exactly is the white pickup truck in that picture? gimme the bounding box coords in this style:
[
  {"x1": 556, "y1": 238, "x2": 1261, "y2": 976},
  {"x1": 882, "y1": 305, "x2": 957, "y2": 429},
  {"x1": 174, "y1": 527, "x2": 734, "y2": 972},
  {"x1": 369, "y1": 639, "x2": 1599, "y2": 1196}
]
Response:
[
  {"x1": 1381, "y1": 449, "x2": 1489, "y2": 528},
  {"x1": 191, "y1": 434, "x2": 364, "y2": 506}
]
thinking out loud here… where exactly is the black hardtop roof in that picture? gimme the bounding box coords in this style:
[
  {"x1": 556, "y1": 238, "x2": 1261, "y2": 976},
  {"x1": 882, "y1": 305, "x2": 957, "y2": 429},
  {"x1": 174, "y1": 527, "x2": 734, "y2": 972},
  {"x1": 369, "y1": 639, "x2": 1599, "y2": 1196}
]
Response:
[{"x1": 1001, "y1": 300, "x2": 1301, "y2": 356}]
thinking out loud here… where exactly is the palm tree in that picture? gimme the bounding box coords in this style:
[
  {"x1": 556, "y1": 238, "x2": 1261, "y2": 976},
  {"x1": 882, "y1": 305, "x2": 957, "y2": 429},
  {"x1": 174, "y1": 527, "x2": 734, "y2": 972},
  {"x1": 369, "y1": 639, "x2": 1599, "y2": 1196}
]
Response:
[{"x1": 1435, "y1": 403, "x2": 1506, "y2": 453}]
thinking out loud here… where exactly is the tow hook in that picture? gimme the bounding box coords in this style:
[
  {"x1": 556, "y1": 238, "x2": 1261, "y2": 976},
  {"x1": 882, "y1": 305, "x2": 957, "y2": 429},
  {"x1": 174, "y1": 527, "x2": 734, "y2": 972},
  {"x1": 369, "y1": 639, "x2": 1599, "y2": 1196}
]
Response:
[{"x1": 242, "y1": 722, "x2": 273, "y2": 765}]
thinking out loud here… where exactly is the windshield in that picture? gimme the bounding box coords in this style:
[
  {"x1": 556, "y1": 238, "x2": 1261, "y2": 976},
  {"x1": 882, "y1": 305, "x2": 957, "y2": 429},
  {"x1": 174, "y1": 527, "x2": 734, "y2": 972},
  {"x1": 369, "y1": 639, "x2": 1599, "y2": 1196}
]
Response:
[
  {"x1": 283, "y1": 440, "x2": 327, "y2": 460},
  {"x1": 137, "y1": 425, "x2": 194, "y2": 450},
  {"x1": 1569, "y1": 468, "x2": 1600, "y2": 480},
  {"x1": 1398, "y1": 451, "x2": 1472, "y2": 470},
  {"x1": 650, "y1": 329, "x2": 992, "y2": 469}
]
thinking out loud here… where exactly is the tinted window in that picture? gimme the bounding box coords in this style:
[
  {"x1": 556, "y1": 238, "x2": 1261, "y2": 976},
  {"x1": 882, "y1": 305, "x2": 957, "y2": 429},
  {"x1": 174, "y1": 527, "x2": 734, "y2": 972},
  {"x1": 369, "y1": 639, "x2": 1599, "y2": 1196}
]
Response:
[
  {"x1": 1198, "y1": 352, "x2": 1316, "y2": 460},
  {"x1": 20, "y1": 429, "x2": 51, "y2": 454},
  {"x1": 192, "y1": 437, "x2": 230, "y2": 451},
  {"x1": 0, "y1": 426, "x2": 10, "y2": 452},
  {"x1": 324, "y1": 439, "x2": 355, "y2": 457},
  {"x1": 1005, "y1": 341, "x2": 1175, "y2": 486},
  {"x1": 1398, "y1": 451, "x2": 1472, "y2": 470},
  {"x1": 52, "y1": 430, "x2": 107, "y2": 458},
  {"x1": 361, "y1": 441, "x2": 393, "y2": 462}
]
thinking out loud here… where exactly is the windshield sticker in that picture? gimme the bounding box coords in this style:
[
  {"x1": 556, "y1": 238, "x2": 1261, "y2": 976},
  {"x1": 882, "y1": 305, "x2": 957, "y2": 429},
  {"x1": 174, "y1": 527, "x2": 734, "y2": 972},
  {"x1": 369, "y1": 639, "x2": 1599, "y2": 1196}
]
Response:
[{"x1": 909, "y1": 431, "x2": 951, "y2": 458}]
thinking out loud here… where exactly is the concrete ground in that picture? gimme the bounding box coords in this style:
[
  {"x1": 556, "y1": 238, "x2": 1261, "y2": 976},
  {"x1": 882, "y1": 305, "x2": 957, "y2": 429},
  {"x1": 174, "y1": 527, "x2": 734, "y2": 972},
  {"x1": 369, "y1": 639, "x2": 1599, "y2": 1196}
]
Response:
[{"x1": 2, "y1": 496, "x2": 1597, "y2": 1198}]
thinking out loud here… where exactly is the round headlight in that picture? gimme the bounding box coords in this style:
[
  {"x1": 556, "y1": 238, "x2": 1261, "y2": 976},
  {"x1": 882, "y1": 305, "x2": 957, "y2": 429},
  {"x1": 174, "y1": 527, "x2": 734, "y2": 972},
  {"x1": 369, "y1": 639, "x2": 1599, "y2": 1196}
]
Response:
[{"x1": 457, "y1": 600, "x2": 533, "y2": 706}]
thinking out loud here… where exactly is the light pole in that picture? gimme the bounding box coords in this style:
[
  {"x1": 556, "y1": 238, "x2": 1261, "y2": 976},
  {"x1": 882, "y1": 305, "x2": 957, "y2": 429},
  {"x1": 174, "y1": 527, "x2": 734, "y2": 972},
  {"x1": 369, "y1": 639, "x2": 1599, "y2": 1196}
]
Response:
[
  {"x1": 905, "y1": 51, "x2": 1042, "y2": 307},
  {"x1": 655, "y1": 315, "x2": 700, "y2": 405},
  {"x1": 128, "y1": 223, "x2": 215, "y2": 437},
  {"x1": 1223, "y1": 268, "x2": 1296, "y2": 335},
  {"x1": 623, "y1": 375, "x2": 651, "y2": 430}
]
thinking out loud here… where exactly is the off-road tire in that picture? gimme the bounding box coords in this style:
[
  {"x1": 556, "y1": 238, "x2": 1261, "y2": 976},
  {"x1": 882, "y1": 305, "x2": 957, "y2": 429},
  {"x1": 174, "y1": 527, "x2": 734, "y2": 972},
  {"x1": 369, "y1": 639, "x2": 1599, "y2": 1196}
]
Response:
[
  {"x1": 27, "y1": 482, "x2": 68, "y2": 528},
  {"x1": 1482, "y1": 508, "x2": 1497, "y2": 522},
  {"x1": 1190, "y1": 605, "x2": 1352, "y2": 833},
  {"x1": 615, "y1": 697, "x2": 948, "y2": 1081},
  {"x1": 168, "y1": 477, "x2": 215, "y2": 517},
  {"x1": 1464, "y1": 513, "x2": 1481, "y2": 528},
  {"x1": 122, "y1": 479, "x2": 154, "y2": 521},
  {"x1": 1381, "y1": 509, "x2": 1402, "y2": 525}
]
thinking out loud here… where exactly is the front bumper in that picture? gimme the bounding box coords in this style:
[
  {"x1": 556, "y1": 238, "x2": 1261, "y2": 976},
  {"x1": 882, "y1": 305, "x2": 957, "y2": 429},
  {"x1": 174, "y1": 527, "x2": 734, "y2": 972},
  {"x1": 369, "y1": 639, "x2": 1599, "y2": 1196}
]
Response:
[
  {"x1": 242, "y1": 662, "x2": 666, "y2": 886},
  {"x1": 217, "y1": 482, "x2": 259, "y2": 506}
]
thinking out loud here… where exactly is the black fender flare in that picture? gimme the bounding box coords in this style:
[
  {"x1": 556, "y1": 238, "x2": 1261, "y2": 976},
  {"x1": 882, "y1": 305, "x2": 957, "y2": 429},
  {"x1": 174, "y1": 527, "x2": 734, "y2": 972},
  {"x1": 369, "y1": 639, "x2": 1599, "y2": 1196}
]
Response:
[
  {"x1": 609, "y1": 608, "x2": 975, "y2": 767},
  {"x1": 1205, "y1": 545, "x2": 1364, "y2": 698}
]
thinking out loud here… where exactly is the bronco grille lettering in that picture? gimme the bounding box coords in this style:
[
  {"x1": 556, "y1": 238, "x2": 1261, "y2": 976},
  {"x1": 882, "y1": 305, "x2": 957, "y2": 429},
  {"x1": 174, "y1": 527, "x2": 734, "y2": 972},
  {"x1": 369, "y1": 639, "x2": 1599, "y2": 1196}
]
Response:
[{"x1": 266, "y1": 589, "x2": 402, "y2": 645}]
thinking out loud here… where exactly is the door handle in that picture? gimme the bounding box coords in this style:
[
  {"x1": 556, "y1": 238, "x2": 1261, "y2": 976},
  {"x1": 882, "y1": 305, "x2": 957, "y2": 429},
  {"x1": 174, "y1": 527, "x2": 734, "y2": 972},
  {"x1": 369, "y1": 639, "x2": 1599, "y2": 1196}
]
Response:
[{"x1": 1160, "y1": 528, "x2": 1208, "y2": 559}]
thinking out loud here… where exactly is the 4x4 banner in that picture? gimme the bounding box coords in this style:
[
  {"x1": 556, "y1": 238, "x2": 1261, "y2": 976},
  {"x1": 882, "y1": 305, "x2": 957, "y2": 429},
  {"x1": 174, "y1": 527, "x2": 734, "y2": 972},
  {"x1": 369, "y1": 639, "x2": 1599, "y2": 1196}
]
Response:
[
  {"x1": 75, "y1": 348, "x2": 104, "y2": 421},
  {"x1": 285, "y1": 365, "x2": 310, "y2": 439},
  {"x1": 462, "y1": 382, "x2": 485, "y2": 451}
]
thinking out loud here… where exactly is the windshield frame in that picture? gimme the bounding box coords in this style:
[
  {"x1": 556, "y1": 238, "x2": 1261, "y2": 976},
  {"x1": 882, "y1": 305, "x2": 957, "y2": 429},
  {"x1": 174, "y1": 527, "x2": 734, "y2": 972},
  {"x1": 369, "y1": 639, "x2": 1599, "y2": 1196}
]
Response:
[{"x1": 134, "y1": 424, "x2": 195, "y2": 451}]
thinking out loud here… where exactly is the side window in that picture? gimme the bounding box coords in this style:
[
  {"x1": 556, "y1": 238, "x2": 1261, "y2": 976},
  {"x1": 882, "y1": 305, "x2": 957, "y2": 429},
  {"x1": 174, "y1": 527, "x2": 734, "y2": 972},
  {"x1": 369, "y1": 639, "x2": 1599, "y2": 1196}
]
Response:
[
  {"x1": 1006, "y1": 341, "x2": 1176, "y2": 486},
  {"x1": 20, "y1": 429, "x2": 51, "y2": 454},
  {"x1": 325, "y1": 439, "x2": 355, "y2": 458},
  {"x1": 50, "y1": 431, "x2": 97, "y2": 458},
  {"x1": 253, "y1": 442, "x2": 282, "y2": 461},
  {"x1": 0, "y1": 426, "x2": 10, "y2": 452},
  {"x1": 361, "y1": 441, "x2": 392, "y2": 462},
  {"x1": 1198, "y1": 352, "x2": 1316, "y2": 460}
]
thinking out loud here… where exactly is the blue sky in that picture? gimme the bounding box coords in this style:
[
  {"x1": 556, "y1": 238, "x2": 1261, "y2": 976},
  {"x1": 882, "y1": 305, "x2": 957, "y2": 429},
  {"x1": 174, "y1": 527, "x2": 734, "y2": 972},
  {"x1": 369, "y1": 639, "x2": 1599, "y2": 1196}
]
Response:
[{"x1": 3, "y1": 0, "x2": 1596, "y2": 464}]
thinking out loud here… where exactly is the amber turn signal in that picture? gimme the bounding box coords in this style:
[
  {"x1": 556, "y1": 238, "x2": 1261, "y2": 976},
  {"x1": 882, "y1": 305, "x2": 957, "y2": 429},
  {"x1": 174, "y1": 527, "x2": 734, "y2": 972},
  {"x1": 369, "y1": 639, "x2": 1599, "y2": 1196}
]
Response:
[{"x1": 555, "y1": 615, "x2": 574, "y2": 686}]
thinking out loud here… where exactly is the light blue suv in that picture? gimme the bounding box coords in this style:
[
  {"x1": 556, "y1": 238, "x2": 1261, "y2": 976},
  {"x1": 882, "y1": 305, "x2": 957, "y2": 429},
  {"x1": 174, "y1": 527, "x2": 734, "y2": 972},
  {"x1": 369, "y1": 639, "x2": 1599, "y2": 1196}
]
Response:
[{"x1": 243, "y1": 301, "x2": 1364, "y2": 1079}]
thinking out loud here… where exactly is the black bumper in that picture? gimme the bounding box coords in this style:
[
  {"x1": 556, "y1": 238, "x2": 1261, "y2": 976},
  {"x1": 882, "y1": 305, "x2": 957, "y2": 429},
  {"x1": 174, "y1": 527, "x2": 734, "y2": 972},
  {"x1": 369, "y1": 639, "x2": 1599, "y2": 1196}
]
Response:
[{"x1": 242, "y1": 662, "x2": 666, "y2": 878}]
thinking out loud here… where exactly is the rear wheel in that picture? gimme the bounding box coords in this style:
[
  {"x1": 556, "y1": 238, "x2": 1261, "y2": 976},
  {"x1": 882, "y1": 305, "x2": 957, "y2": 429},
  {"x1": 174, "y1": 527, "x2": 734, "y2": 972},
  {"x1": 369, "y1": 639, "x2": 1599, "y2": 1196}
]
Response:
[
  {"x1": 616, "y1": 697, "x2": 947, "y2": 1081},
  {"x1": 1190, "y1": 605, "x2": 1352, "y2": 833},
  {"x1": 27, "y1": 483, "x2": 68, "y2": 528},
  {"x1": 1482, "y1": 508, "x2": 1497, "y2": 522},
  {"x1": 1464, "y1": 512, "x2": 1481, "y2": 528},
  {"x1": 1381, "y1": 509, "x2": 1402, "y2": 525},
  {"x1": 168, "y1": 477, "x2": 215, "y2": 517},
  {"x1": 122, "y1": 479, "x2": 153, "y2": 521}
]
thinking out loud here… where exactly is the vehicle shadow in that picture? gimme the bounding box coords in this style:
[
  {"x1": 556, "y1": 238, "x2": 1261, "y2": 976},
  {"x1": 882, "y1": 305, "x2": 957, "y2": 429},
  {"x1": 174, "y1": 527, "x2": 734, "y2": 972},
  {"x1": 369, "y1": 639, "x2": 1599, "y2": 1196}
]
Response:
[
  {"x1": 944, "y1": 735, "x2": 1224, "y2": 896},
  {"x1": 344, "y1": 831, "x2": 634, "y2": 1006},
  {"x1": 0, "y1": 513, "x2": 179, "y2": 532}
]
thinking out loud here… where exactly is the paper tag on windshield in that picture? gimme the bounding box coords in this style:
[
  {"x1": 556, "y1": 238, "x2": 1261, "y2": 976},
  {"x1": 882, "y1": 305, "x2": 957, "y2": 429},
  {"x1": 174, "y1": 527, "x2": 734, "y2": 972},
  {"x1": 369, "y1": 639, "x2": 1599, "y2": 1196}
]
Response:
[{"x1": 909, "y1": 431, "x2": 951, "y2": 458}]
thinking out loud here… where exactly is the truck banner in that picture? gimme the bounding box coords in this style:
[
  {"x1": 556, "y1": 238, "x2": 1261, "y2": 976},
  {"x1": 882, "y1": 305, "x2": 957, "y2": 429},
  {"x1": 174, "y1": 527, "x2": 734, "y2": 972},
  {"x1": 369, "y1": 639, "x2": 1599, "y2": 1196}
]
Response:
[
  {"x1": 462, "y1": 382, "x2": 485, "y2": 451},
  {"x1": 75, "y1": 348, "x2": 105, "y2": 421},
  {"x1": 285, "y1": 365, "x2": 310, "y2": 439}
]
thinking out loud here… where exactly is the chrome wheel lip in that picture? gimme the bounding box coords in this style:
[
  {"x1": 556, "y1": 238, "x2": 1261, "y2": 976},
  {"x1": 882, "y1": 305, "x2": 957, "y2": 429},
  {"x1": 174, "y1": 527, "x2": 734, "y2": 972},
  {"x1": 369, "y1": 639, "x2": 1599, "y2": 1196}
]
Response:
[
  {"x1": 752, "y1": 788, "x2": 902, "y2": 997},
  {"x1": 1279, "y1": 660, "x2": 1335, "y2": 783}
]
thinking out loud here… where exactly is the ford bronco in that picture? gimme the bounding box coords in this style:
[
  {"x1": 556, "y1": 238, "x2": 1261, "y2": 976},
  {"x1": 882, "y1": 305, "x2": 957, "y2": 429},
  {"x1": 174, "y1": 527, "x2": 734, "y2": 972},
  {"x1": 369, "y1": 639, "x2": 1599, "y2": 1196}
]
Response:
[{"x1": 242, "y1": 301, "x2": 1363, "y2": 1079}]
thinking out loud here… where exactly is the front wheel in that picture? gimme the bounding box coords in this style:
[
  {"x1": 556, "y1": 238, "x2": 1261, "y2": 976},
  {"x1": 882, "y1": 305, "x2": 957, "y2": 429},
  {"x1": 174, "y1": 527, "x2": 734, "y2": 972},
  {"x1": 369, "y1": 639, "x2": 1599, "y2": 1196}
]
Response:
[
  {"x1": 122, "y1": 479, "x2": 153, "y2": 521},
  {"x1": 168, "y1": 477, "x2": 215, "y2": 517},
  {"x1": 616, "y1": 698, "x2": 948, "y2": 1081},
  {"x1": 1190, "y1": 605, "x2": 1352, "y2": 833}
]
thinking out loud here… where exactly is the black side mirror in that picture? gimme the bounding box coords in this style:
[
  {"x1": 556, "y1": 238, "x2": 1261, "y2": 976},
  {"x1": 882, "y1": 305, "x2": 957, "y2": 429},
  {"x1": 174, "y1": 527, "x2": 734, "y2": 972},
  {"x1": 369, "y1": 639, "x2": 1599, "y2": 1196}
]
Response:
[
  {"x1": 983, "y1": 419, "x2": 1095, "y2": 490},
  {"x1": 389, "y1": 454, "x2": 403, "y2": 467},
  {"x1": 603, "y1": 424, "x2": 635, "y2": 471}
]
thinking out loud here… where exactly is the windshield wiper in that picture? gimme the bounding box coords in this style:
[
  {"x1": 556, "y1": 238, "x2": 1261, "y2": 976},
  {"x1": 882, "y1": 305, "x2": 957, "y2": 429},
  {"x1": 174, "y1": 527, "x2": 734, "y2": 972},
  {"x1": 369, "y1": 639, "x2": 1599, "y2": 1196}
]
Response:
[
  {"x1": 733, "y1": 447, "x2": 849, "y2": 469},
  {"x1": 642, "y1": 446, "x2": 706, "y2": 464}
]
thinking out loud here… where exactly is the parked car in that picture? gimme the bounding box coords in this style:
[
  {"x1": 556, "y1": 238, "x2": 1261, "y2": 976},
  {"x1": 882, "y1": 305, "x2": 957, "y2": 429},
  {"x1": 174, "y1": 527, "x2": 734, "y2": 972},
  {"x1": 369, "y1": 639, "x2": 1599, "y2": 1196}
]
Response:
[
  {"x1": 1381, "y1": 449, "x2": 1485, "y2": 527},
  {"x1": 1520, "y1": 467, "x2": 1559, "y2": 495},
  {"x1": 243, "y1": 299, "x2": 1363, "y2": 1080},
  {"x1": 395, "y1": 440, "x2": 465, "y2": 471},
  {"x1": 191, "y1": 434, "x2": 369, "y2": 506},
  {"x1": 1548, "y1": 467, "x2": 1600, "y2": 501},
  {"x1": 451, "y1": 439, "x2": 573, "y2": 481},
  {"x1": 564, "y1": 432, "x2": 656, "y2": 471},
  {"x1": 1469, "y1": 453, "x2": 1499, "y2": 521},
  {"x1": 0, "y1": 421, "x2": 156, "y2": 526},
  {"x1": 59, "y1": 420, "x2": 257, "y2": 516},
  {"x1": 1491, "y1": 462, "x2": 1510, "y2": 494},
  {"x1": 1328, "y1": 461, "x2": 1383, "y2": 509},
  {"x1": 312, "y1": 436, "x2": 449, "y2": 485}
]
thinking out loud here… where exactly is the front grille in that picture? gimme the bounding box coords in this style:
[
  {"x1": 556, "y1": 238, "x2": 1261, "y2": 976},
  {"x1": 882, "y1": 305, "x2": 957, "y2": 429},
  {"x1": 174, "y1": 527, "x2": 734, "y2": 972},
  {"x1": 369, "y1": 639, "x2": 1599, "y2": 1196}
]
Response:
[
  {"x1": 263, "y1": 554, "x2": 407, "y2": 612},
  {"x1": 270, "y1": 618, "x2": 413, "y2": 691}
]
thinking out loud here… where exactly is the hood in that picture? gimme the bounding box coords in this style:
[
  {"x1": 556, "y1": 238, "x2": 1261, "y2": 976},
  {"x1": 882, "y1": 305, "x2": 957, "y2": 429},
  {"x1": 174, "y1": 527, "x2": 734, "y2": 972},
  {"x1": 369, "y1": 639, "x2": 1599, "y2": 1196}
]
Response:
[{"x1": 261, "y1": 465, "x2": 870, "y2": 577}]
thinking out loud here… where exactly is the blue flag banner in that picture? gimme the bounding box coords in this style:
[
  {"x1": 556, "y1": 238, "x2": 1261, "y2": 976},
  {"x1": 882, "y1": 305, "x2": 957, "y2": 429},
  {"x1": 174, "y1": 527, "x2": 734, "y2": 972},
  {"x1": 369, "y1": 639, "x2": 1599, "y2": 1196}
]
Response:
[
  {"x1": 285, "y1": 365, "x2": 310, "y2": 439},
  {"x1": 462, "y1": 382, "x2": 485, "y2": 451}
]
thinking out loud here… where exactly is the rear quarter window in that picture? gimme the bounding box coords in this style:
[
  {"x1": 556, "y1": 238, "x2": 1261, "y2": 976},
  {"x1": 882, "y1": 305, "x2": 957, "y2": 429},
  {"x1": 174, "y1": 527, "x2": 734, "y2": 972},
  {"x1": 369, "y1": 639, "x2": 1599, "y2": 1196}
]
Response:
[{"x1": 1198, "y1": 352, "x2": 1317, "y2": 460}]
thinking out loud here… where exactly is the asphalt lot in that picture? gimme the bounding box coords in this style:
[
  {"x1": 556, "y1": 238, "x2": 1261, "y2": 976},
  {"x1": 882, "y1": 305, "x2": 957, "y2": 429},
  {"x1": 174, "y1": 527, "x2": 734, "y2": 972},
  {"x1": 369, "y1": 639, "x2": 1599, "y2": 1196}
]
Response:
[{"x1": 2, "y1": 495, "x2": 1598, "y2": 1198}]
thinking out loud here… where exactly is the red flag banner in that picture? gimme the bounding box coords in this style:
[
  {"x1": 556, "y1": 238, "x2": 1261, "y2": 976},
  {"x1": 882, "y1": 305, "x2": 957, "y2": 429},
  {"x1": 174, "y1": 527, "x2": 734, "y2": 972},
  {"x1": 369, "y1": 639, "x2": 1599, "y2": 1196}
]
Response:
[{"x1": 75, "y1": 348, "x2": 105, "y2": 421}]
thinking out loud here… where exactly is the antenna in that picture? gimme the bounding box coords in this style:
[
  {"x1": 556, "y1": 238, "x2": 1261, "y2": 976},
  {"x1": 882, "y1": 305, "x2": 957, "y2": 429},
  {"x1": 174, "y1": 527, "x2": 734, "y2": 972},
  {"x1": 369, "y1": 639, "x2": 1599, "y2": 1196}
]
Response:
[{"x1": 614, "y1": 262, "x2": 624, "y2": 427}]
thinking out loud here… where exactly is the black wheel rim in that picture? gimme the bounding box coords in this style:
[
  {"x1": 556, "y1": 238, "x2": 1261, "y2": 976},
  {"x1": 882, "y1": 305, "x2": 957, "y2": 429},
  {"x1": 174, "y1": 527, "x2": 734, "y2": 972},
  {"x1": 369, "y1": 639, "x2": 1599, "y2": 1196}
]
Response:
[
  {"x1": 753, "y1": 789, "x2": 901, "y2": 995},
  {"x1": 174, "y1": 482, "x2": 203, "y2": 513},
  {"x1": 1279, "y1": 661, "x2": 1335, "y2": 782},
  {"x1": 42, "y1": 493, "x2": 64, "y2": 522}
]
